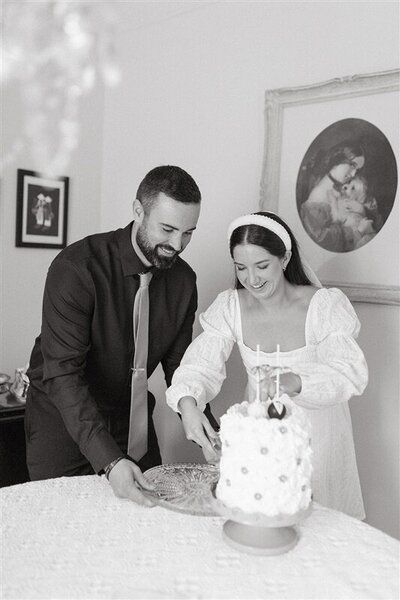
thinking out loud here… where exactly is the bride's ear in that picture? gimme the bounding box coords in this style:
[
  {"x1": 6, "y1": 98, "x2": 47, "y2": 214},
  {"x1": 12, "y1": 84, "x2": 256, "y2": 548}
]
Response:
[{"x1": 282, "y1": 250, "x2": 292, "y2": 270}]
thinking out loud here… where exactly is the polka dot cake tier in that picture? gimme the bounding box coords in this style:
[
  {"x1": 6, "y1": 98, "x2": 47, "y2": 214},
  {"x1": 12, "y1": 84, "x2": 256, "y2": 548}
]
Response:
[{"x1": 215, "y1": 395, "x2": 313, "y2": 518}]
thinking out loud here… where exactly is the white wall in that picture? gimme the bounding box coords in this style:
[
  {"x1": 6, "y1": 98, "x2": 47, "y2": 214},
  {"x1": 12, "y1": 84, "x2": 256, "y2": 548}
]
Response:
[
  {"x1": 351, "y1": 302, "x2": 399, "y2": 537},
  {"x1": 100, "y1": 1, "x2": 399, "y2": 538},
  {"x1": 1, "y1": 83, "x2": 105, "y2": 374}
]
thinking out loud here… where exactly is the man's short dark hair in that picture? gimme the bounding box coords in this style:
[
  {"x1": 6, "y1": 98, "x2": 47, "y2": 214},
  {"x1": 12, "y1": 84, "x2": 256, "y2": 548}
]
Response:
[{"x1": 136, "y1": 166, "x2": 201, "y2": 210}]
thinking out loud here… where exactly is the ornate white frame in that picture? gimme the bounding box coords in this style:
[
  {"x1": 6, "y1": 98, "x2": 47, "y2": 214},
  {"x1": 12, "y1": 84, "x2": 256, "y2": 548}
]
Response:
[{"x1": 260, "y1": 69, "x2": 400, "y2": 305}]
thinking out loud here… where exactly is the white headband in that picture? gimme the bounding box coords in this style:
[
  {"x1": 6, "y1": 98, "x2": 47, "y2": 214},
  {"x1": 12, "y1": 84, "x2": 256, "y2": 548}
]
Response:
[{"x1": 227, "y1": 214, "x2": 292, "y2": 251}]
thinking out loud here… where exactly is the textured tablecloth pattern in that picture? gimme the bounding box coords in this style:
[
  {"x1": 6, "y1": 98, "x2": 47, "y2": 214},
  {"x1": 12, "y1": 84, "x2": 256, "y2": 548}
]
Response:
[{"x1": 1, "y1": 475, "x2": 399, "y2": 599}]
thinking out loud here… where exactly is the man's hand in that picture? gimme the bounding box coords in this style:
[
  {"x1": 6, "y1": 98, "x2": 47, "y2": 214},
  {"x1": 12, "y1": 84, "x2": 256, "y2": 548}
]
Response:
[
  {"x1": 108, "y1": 458, "x2": 155, "y2": 507},
  {"x1": 178, "y1": 396, "x2": 220, "y2": 463}
]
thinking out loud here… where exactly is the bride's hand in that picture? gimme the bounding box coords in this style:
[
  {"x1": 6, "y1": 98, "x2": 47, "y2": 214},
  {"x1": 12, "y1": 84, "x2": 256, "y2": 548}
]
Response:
[
  {"x1": 178, "y1": 396, "x2": 220, "y2": 462},
  {"x1": 268, "y1": 370, "x2": 302, "y2": 398},
  {"x1": 250, "y1": 364, "x2": 274, "y2": 381}
]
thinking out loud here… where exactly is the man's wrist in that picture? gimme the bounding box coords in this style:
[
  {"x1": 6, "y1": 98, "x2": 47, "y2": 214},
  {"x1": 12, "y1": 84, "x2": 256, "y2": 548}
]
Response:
[{"x1": 104, "y1": 456, "x2": 125, "y2": 479}]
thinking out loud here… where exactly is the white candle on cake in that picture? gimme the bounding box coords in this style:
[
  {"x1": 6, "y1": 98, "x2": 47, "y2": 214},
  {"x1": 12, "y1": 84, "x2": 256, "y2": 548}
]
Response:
[
  {"x1": 248, "y1": 344, "x2": 267, "y2": 417},
  {"x1": 276, "y1": 343, "x2": 280, "y2": 401}
]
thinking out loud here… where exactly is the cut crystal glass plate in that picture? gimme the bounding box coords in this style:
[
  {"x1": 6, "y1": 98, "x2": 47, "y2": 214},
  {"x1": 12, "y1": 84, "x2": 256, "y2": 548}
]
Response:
[{"x1": 143, "y1": 463, "x2": 219, "y2": 516}]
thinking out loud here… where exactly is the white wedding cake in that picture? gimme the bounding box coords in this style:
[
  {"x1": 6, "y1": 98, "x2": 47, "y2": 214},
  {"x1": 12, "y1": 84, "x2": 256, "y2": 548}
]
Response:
[{"x1": 215, "y1": 395, "x2": 312, "y2": 517}]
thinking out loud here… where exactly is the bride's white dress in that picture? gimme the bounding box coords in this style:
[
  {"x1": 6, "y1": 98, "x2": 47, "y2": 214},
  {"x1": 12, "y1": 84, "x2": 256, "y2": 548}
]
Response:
[{"x1": 166, "y1": 287, "x2": 368, "y2": 520}]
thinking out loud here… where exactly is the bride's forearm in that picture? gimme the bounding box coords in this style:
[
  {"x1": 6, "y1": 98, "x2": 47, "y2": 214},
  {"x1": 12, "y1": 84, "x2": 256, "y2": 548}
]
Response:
[{"x1": 177, "y1": 396, "x2": 197, "y2": 413}]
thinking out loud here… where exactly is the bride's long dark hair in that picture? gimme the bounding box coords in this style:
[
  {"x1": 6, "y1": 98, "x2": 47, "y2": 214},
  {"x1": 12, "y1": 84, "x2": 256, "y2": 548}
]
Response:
[{"x1": 229, "y1": 211, "x2": 313, "y2": 289}]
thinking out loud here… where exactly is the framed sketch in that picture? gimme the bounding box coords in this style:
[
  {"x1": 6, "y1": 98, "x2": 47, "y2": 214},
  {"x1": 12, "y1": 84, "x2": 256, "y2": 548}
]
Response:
[
  {"x1": 260, "y1": 69, "x2": 399, "y2": 305},
  {"x1": 16, "y1": 169, "x2": 69, "y2": 249}
]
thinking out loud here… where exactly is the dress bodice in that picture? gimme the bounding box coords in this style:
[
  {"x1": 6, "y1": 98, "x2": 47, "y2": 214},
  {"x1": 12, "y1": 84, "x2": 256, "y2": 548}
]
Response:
[{"x1": 233, "y1": 288, "x2": 317, "y2": 397}]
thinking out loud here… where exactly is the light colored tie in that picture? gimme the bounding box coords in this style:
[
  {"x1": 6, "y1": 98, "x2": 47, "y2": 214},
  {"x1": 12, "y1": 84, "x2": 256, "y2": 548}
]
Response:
[{"x1": 127, "y1": 271, "x2": 153, "y2": 461}]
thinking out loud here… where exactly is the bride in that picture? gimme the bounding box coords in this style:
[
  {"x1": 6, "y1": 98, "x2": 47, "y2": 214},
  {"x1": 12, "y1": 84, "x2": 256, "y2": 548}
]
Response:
[{"x1": 166, "y1": 211, "x2": 368, "y2": 519}]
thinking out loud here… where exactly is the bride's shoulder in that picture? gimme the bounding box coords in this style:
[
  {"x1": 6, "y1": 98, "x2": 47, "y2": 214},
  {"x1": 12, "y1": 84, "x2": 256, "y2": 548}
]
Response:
[
  {"x1": 200, "y1": 288, "x2": 237, "y2": 339},
  {"x1": 291, "y1": 284, "x2": 320, "y2": 308},
  {"x1": 213, "y1": 287, "x2": 237, "y2": 305},
  {"x1": 309, "y1": 286, "x2": 350, "y2": 307},
  {"x1": 305, "y1": 287, "x2": 360, "y2": 336},
  {"x1": 297, "y1": 286, "x2": 348, "y2": 311},
  {"x1": 203, "y1": 288, "x2": 237, "y2": 317},
  {"x1": 302, "y1": 285, "x2": 320, "y2": 299}
]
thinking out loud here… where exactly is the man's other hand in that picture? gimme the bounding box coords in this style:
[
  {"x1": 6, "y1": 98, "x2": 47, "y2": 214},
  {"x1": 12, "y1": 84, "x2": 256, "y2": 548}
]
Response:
[{"x1": 108, "y1": 458, "x2": 155, "y2": 507}]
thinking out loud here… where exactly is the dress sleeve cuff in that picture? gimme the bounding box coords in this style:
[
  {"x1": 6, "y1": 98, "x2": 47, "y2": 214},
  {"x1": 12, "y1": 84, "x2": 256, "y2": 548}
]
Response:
[{"x1": 166, "y1": 383, "x2": 208, "y2": 413}]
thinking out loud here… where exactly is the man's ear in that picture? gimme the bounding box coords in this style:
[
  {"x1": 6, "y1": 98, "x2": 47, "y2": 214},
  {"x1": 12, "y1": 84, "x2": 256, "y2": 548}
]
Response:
[{"x1": 133, "y1": 199, "x2": 145, "y2": 224}]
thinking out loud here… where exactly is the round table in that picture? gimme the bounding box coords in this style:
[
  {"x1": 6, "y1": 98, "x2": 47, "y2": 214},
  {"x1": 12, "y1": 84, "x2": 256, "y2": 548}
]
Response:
[{"x1": 1, "y1": 475, "x2": 399, "y2": 599}]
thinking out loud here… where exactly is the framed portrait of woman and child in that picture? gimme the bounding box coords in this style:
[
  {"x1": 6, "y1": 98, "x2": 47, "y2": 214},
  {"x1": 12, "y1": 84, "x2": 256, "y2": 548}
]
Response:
[{"x1": 261, "y1": 69, "x2": 399, "y2": 305}]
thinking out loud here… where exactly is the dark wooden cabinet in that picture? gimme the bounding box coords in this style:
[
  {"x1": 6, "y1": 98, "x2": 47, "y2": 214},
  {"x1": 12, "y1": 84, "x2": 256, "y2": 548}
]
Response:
[{"x1": 0, "y1": 393, "x2": 29, "y2": 487}]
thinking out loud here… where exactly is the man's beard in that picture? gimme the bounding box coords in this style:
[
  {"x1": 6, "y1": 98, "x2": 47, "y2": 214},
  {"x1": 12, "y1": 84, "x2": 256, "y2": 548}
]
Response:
[{"x1": 136, "y1": 225, "x2": 179, "y2": 270}]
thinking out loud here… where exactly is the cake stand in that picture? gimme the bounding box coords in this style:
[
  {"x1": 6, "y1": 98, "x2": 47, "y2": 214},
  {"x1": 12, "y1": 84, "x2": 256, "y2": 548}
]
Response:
[{"x1": 211, "y1": 486, "x2": 312, "y2": 556}]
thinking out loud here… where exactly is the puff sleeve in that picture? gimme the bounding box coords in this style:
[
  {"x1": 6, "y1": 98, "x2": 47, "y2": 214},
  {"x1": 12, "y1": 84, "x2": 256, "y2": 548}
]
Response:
[
  {"x1": 293, "y1": 288, "x2": 368, "y2": 409},
  {"x1": 165, "y1": 289, "x2": 237, "y2": 413}
]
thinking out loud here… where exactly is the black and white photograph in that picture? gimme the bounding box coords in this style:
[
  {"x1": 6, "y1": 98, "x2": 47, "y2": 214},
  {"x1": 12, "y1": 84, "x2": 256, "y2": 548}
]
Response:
[
  {"x1": 297, "y1": 118, "x2": 397, "y2": 253},
  {"x1": 15, "y1": 169, "x2": 69, "y2": 248},
  {"x1": 1, "y1": 2, "x2": 399, "y2": 599}
]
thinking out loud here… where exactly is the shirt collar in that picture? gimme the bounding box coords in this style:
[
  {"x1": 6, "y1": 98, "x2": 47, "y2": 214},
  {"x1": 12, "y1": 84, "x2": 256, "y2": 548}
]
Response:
[{"x1": 118, "y1": 222, "x2": 150, "y2": 277}]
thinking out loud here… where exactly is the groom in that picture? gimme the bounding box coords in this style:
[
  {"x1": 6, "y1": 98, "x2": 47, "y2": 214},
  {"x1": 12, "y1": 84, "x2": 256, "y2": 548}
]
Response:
[{"x1": 25, "y1": 165, "x2": 217, "y2": 505}]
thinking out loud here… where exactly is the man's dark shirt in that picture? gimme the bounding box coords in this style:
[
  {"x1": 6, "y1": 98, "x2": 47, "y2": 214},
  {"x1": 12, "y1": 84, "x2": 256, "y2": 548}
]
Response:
[{"x1": 27, "y1": 222, "x2": 198, "y2": 474}]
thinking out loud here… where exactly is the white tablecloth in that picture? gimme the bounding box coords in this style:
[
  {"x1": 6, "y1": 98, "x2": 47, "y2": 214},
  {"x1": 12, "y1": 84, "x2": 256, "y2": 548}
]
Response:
[{"x1": 1, "y1": 475, "x2": 399, "y2": 599}]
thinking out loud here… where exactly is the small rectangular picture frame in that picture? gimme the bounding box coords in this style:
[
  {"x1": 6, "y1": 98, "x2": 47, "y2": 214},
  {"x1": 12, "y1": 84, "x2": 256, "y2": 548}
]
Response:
[{"x1": 16, "y1": 169, "x2": 69, "y2": 249}]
